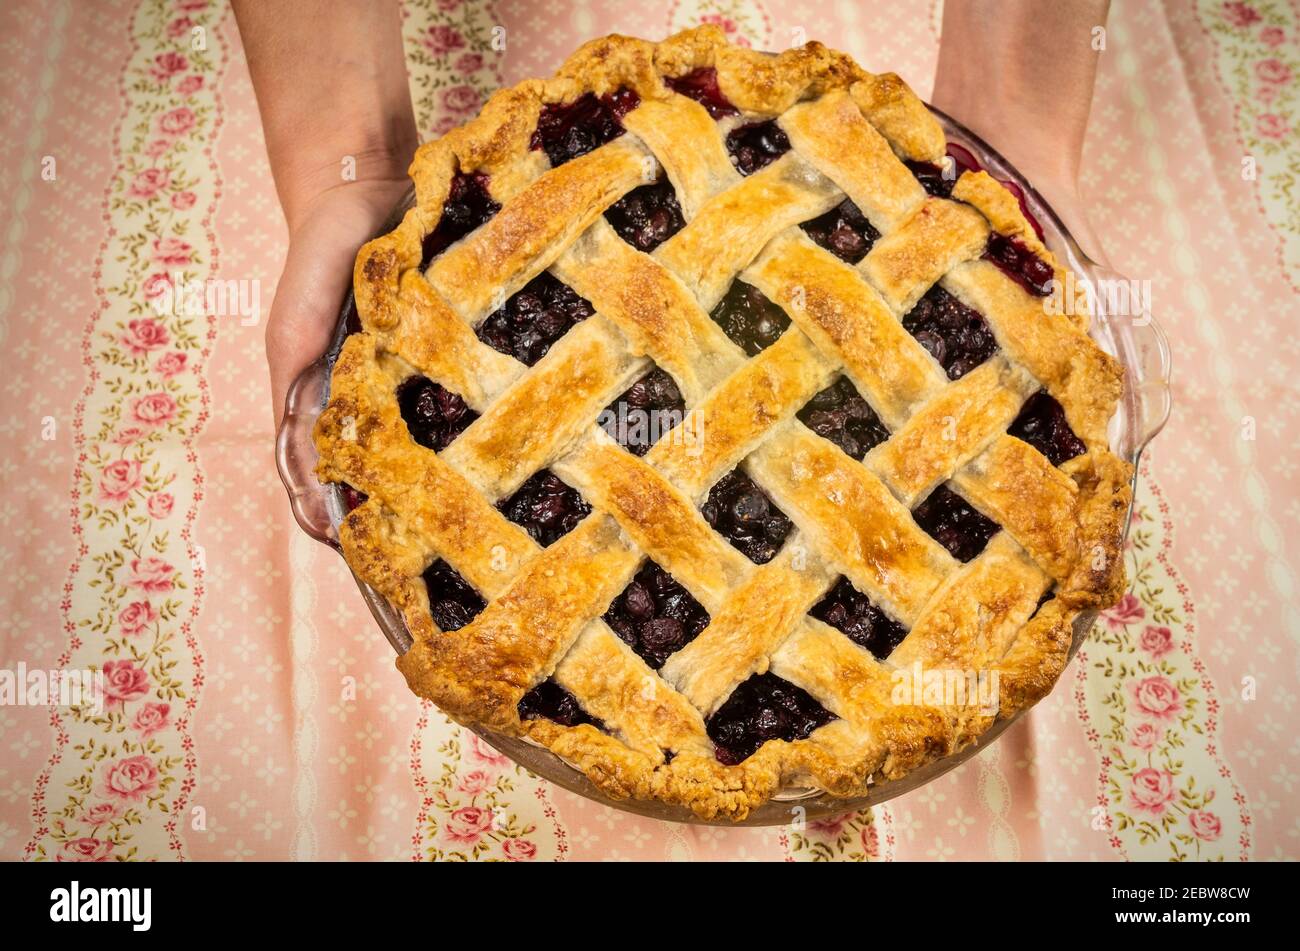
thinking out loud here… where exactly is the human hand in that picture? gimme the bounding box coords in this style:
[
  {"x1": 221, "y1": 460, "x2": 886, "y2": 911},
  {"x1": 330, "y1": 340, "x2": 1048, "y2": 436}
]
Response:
[{"x1": 265, "y1": 176, "x2": 410, "y2": 429}]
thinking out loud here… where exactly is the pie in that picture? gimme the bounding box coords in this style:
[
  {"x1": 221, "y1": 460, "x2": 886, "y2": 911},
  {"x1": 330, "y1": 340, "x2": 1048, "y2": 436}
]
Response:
[{"x1": 314, "y1": 26, "x2": 1133, "y2": 820}]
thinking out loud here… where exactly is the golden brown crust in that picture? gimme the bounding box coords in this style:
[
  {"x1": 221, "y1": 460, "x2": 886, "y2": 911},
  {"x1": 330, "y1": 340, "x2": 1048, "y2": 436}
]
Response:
[{"x1": 314, "y1": 26, "x2": 1134, "y2": 820}]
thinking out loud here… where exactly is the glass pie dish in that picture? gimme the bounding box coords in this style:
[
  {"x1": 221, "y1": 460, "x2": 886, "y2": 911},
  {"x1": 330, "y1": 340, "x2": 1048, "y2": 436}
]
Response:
[{"x1": 276, "y1": 106, "x2": 1172, "y2": 826}]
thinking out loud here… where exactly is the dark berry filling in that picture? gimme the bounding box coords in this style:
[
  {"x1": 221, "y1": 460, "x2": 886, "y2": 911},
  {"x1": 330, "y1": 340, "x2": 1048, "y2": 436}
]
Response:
[
  {"x1": 810, "y1": 576, "x2": 908, "y2": 660},
  {"x1": 912, "y1": 485, "x2": 1000, "y2": 563},
  {"x1": 907, "y1": 143, "x2": 1047, "y2": 242},
  {"x1": 902, "y1": 285, "x2": 997, "y2": 381},
  {"x1": 984, "y1": 232, "x2": 1054, "y2": 297},
  {"x1": 397, "y1": 376, "x2": 480, "y2": 452},
  {"x1": 800, "y1": 198, "x2": 880, "y2": 264},
  {"x1": 342, "y1": 298, "x2": 363, "y2": 337},
  {"x1": 476, "y1": 271, "x2": 593, "y2": 366},
  {"x1": 496, "y1": 469, "x2": 591, "y2": 547},
  {"x1": 600, "y1": 368, "x2": 685, "y2": 456},
  {"x1": 530, "y1": 89, "x2": 640, "y2": 166},
  {"x1": 907, "y1": 143, "x2": 980, "y2": 199},
  {"x1": 706, "y1": 673, "x2": 836, "y2": 766},
  {"x1": 341, "y1": 483, "x2": 367, "y2": 512},
  {"x1": 421, "y1": 171, "x2": 500, "y2": 267},
  {"x1": 797, "y1": 376, "x2": 890, "y2": 460},
  {"x1": 701, "y1": 470, "x2": 793, "y2": 565},
  {"x1": 709, "y1": 280, "x2": 790, "y2": 355},
  {"x1": 664, "y1": 67, "x2": 738, "y2": 119},
  {"x1": 604, "y1": 176, "x2": 685, "y2": 252},
  {"x1": 726, "y1": 120, "x2": 790, "y2": 175},
  {"x1": 518, "y1": 679, "x2": 604, "y2": 729},
  {"x1": 1008, "y1": 390, "x2": 1085, "y2": 466},
  {"x1": 603, "y1": 562, "x2": 709, "y2": 669},
  {"x1": 422, "y1": 559, "x2": 486, "y2": 632}
]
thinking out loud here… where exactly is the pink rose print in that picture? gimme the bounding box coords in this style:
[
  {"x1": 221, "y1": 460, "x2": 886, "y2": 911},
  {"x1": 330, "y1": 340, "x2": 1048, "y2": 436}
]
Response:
[
  {"x1": 171, "y1": 190, "x2": 197, "y2": 211},
  {"x1": 423, "y1": 25, "x2": 465, "y2": 55},
  {"x1": 155, "y1": 351, "x2": 188, "y2": 378},
  {"x1": 1101, "y1": 592, "x2": 1144, "y2": 629},
  {"x1": 58, "y1": 838, "x2": 114, "y2": 862},
  {"x1": 1260, "y1": 26, "x2": 1285, "y2": 47},
  {"x1": 145, "y1": 138, "x2": 172, "y2": 159},
  {"x1": 128, "y1": 167, "x2": 170, "y2": 199},
  {"x1": 149, "y1": 52, "x2": 188, "y2": 81},
  {"x1": 502, "y1": 839, "x2": 538, "y2": 861},
  {"x1": 158, "y1": 106, "x2": 196, "y2": 136},
  {"x1": 430, "y1": 115, "x2": 458, "y2": 137},
  {"x1": 102, "y1": 660, "x2": 150, "y2": 709},
  {"x1": 147, "y1": 493, "x2": 175, "y2": 519},
  {"x1": 468, "y1": 734, "x2": 510, "y2": 766},
  {"x1": 176, "y1": 74, "x2": 204, "y2": 97},
  {"x1": 1256, "y1": 59, "x2": 1292, "y2": 84},
  {"x1": 118, "y1": 600, "x2": 159, "y2": 636},
  {"x1": 114, "y1": 427, "x2": 148, "y2": 446},
  {"x1": 860, "y1": 822, "x2": 879, "y2": 857},
  {"x1": 128, "y1": 556, "x2": 176, "y2": 593},
  {"x1": 167, "y1": 16, "x2": 195, "y2": 39},
  {"x1": 132, "y1": 701, "x2": 171, "y2": 738},
  {"x1": 1138, "y1": 625, "x2": 1174, "y2": 659},
  {"x1": 436, "y1": 0, "x2": 461, "y2": 11},
  {"x1": 1131, "y1": 675, "x2": 1183, "y2": 721},
  {"x1": 808, "y1": 814, "x2": 850, "y2": 836},
  {"x1": 121, "y1": 317, "x2": 170, "y2": 355},
  {"x1": 442, "y1": 85, "x2": 480, "y2": 114},
  {"x1": 700, "y1": 14, "x2": 752, "y2": 47},
  {"x1": 1257, "y1": 113, "x2": 1290, "y2": 140},
  {"x1": 141, "y1": 271, "x2": 173, "y2": 301},
  {"x1": 1129, "y1": 722, "x2": 1163, "y2": 751},
  {"x1": 152, "y1": 236, "x2": 193, "y2": 266},
  {"x1": 130, "y1": 392, "x2": 179, "y2": 428},
  {"x1": 443, "y1": 806, "x2": 495, "y2": 843},
  {"x1": 1221, "y1": 2, "x2": 1262, "y2": 28},
  {"x1": 1129, "y1": 767, "x2": 1176, "y2": 815},
  {"x1": 80, "y1": 801, "x2": 123, "y2": 826},
  {"x1": 176, "y1": 0, "x2": 209, "y2": 10},
  {"x1": 102, "y1": 755, "x2": 160, "y2": 801},
  {"x1": 98, "y1": 459, "x2": 142, "y2": 504},
  {"x1": 1188, "y1": 810, "x2": 1222, "y2": 841},
  {"x1": 455, "y1": 53, "x2": 483, "y2": 74},
  {"x1": 457, "y1": 770, "x2": 494, "y2": 795}
]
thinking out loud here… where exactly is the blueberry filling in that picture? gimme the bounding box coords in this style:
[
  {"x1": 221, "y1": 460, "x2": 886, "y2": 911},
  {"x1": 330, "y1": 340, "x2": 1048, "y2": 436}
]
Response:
[
  {"x1": 341, "y1": 483, "x2": 367, "y2": 512},
  {"x1": 906, "y1": 143, "x2": 980, "y2": 199},
  {"x1": 421, "y1": 171, "x2": 500, "y2": 267},
  {"x1": 603, "y1": 562, "x2": 709, "y2": 669},
  {"x1": 664, "y1": 67, "x2": 738, "y2": 119},
  {"x1": 984, "y1": 232, "x2": 1054, "y2": 297},
  {"x1": 709, "y1": 280, "x2": 790, "y2": 355},
  {"x1": 530, "y1": 89, "x2": 640, "y2": 166},
  {"x1": 476, "y1": 271, "x2": 593, "y2": 366},
  {"x1": 496, "y1": 469, "x2": 591, "y2": 547},
  {"x1": 604, "y1": 175, "x2": 685, "y2": 252},
  {"x1": 810, "y1": 576, "x2": 907, "y2": 660},
  {"x1": 706, "y1": 673, "x2": 836, "y2": 766},
  {"x1": 726, "y1": 120, "x2": 790, "y2": 175},
  {"x1": 422, "y1": 559, "x2": 486, "y2": 632},
  {"x1": 701, "y1": 470, "x2": 793, "y2": 565},
  {"x1": 518, "y1": 679, "x2": 604, "y2": 728},
  {"x1": 800, "y1": 198, "x2": 880, "y2": 264},
  {"x1": 397, "y1": 376, "x2": 480, "y2": 451},
  {"x1": 1008, "y1": 390, "x2": 1085, "y2": 466},
  {"x1": 797, "y1": 376, "x2": 890, "y2": 460},
  {"x1": 912, "y1": 484, "x2": 1000, "y2": 563},
  {"x1": 902, "y1": 285, "x2": 997, "y2": 381},
  {"x1": 601, "y1": 369, "x2": 685, "y2": 456}
]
